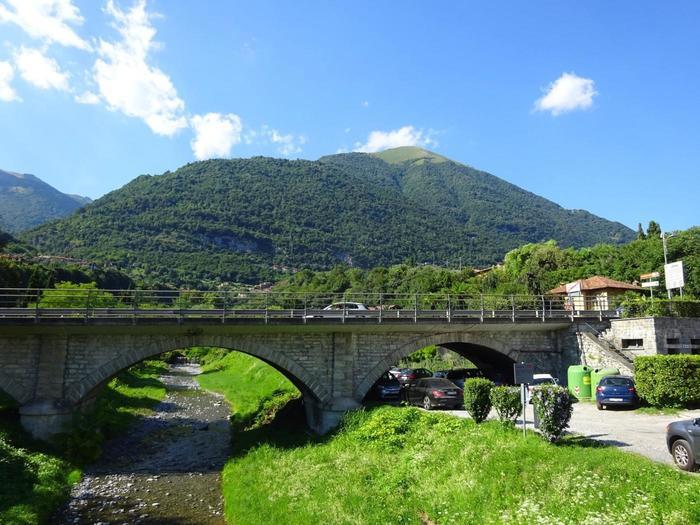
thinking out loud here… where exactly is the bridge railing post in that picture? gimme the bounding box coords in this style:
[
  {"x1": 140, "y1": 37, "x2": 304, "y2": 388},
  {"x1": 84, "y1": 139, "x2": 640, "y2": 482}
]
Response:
[
  {"x1": 379, "y1": 293, "x2": 383, "y2": 324},
  {"x1": 303, "y1": 294, "x2": 308, "y2": 323},
  {"x1": 34, "y1": 290, "x2": 40, "y2": 324},
  {"x1": 265, "y1": 292, "x2": 269, "y2": 324},
  {"x1": 447, "y1": 294, "x2": 451, "y2": 323},
  {"x1": 511, "y1": 295, "x2": 515, "y2": 322},
  {"x1": 541, "y1": 295, "x2": 546, "y2": 322},
  {"x1": 221, "y1": 292, "x2": 227, "y2": 324},
  {"x1": 414, "y1": 294, "x2": 417, "y2": 323},
  {"x1": 84, "y1": 289, "x2": 92, "y2": 324}
]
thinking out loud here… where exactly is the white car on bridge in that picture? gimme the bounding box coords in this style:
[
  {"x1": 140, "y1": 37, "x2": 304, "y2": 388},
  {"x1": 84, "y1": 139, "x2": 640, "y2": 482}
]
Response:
[{"x1": 305, "y1": 302, "x2": 370, "y2": 318}]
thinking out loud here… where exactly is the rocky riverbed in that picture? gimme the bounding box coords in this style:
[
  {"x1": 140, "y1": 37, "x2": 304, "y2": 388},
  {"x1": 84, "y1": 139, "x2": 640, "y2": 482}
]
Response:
[{"x1": 55, "y1": 364, "x2": 231, "y2": 525}]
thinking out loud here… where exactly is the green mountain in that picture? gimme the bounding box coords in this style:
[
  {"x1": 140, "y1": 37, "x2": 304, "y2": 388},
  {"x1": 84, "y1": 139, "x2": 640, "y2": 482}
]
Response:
[
  {"x1": 21, "y1": 147, "x2": 634, "y2": 287},
  {"x1": 0, "y1": 169, "x2": 92, "y2": 233}
]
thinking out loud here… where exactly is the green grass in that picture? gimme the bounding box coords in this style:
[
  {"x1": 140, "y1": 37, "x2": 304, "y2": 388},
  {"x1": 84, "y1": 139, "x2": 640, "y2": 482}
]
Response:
[
  {"x1": 194, "y1": 349, "x2": 299, "y2": 427},
  {"x1": 372, "y1": 146, "x2": 448, "y2": 164},
  {"x1": 0, "y1": 360, "x2": 168, "y2": 524},
  {"x1": 635, "y1": 405, "x2": 683, "y2": 416},
  {"x1": 223, "y1": 407, "x2": 700, "y2": 525},
  {"x1": 191, "y1": 349, "x2": 700, "y2": 524},
  {"x1": 0, "y1": 420, "x2": 80, "y2": 525}
]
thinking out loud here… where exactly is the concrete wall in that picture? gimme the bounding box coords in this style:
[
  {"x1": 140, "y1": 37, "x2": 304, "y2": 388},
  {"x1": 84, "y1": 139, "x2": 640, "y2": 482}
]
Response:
[{"x1": 609, "y1": 317, "x2": 700, "y2": 356}]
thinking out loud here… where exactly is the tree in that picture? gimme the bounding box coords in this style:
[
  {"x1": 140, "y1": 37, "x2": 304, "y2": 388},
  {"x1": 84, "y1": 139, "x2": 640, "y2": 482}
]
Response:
[
  {"x1": 647, "y1": 221, "x2": 662, "y2": 238},
  {"x1": 636, "y1": 223, "x2": 646, "y2": 240}
]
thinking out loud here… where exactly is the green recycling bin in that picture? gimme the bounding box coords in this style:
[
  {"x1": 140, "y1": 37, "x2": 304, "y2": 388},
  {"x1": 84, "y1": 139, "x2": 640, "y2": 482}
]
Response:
[
  {"x1": 567, "y1": 365, "x2": 592, "y2": 400},
  {"x1": 591, "y1": 367, "x2": 619, "y2": 393}
]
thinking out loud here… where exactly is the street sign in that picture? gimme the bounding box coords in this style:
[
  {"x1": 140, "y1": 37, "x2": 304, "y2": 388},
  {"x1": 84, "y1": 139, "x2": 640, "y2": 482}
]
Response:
[
  {"x1": 640, "y1": 272, "x2": 660, "y2": 280},
  {"x1": 513, "y1": 362, "x2": 534, "y2": 385},
  {"x1": 565, "y1": 281, "x2": 581, "y2": 295},
  {"x1": 665, "y1": 261, "x2": 685, "y2": 290},
  {"x1": 641, "y1": 281, "x2": 659, "y2": 288}
]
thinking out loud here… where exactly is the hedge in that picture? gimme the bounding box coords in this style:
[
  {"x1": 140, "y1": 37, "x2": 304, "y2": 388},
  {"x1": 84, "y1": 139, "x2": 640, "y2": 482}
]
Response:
[{"x1": 635, "y1": 355, "x2": 700, "y2": 408}]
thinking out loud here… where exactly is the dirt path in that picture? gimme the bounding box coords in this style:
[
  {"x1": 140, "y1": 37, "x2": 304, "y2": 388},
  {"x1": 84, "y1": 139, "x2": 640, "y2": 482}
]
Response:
[{"x1": 56, "y1": 364, "x2": 231, "y2": 525}]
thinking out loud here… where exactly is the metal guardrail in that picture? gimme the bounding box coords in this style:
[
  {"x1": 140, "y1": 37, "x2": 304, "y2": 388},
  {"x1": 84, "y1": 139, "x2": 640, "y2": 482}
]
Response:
[{"x1": 0, "y1": 288, "x2": 621, "y2": 324}]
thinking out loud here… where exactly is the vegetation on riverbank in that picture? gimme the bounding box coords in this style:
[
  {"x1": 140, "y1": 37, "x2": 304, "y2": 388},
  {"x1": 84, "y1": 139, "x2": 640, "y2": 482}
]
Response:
[
  {"x1": 0, "y1": 360, "x2": 167, "y2": 524},
  {"x1": 192, "y1": 348, "x2": 299, "y2": 428},
  {"x1": 223, "y1": 407, "x2": 700, "y2": 525},
  {"x1": 191, "y1": 348, "x2": 700, "y2": 525}
]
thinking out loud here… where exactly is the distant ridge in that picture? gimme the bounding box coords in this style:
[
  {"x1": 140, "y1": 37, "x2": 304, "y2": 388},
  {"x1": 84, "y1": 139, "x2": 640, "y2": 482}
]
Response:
[
  {"x1": 0, "y1": 169, "x2": 92, "y2": 233},
  {"x1": 22, "y1": 148, "x2": 634, "y2": 286}
]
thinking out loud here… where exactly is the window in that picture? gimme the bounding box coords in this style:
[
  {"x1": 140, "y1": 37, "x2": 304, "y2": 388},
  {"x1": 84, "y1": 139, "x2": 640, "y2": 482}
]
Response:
[
  {"x1": 621, "y1": 338, "x2": 643, "y2": 349},
  {"x1": 667, "y1": 348, "x2": 680, "y2": 355},
  {"x1": 667, "y1": 338, "x2": 680, "y2": 345}
]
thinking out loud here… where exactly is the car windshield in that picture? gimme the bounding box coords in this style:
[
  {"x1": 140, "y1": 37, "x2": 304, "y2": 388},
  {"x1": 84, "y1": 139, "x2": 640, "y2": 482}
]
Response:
[
  {"x1": 532, "y1": 378, "x2": 554, "y2": 385},
  {"x1": 602, "y1": 377, "x2": 634, "y2": 387},
  {"x1": 425, "y1": 378, "x2": 456, "y2": 388},
  {"x1": 446, "y1": 370, "x2": 467, "y2": 379}
]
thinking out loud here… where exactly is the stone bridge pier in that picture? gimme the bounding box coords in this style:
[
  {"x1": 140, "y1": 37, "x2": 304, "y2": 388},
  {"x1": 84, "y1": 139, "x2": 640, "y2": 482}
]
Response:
[{"x1": 0, "y1": 320, "x2": 607, "y2": 440}]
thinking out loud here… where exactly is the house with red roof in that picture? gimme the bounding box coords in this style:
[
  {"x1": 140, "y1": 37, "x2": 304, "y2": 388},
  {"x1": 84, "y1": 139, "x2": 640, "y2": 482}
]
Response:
[{"x1": 548, "y1": 276, "x2": 643, "y2": 311}]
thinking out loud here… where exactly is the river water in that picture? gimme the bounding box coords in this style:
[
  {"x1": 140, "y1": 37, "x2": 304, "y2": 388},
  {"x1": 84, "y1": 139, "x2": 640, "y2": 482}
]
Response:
[{"x1": 55, "y1": 364, "x2": 230, "y2": 525}]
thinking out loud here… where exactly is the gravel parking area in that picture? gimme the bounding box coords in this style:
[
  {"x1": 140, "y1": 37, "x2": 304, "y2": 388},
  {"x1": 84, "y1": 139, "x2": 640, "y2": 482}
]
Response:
[{"x1": 567, "y1": 402, "x2": 700, "y2": 466}]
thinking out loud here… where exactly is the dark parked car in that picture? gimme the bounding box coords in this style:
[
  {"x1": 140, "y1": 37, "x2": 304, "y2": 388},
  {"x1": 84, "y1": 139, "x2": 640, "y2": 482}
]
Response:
[
  {"x1": 595, "y1": 375, "x2": 639, "y2": 410},
  {"x1": 371, "y1": 371, "x2": 402, "y2": 401},
  {"x1": 396, "y1": 368, "x2": 433, "y2": 386},
  {"x1": 432, "y1": 368, "x2": 483, "y2": 389},
  {"x1": 667, "y1": 418, "x2": 700, "y2": 471},
  {"x1": 404, "y1": 377, "x2": 463, "y2": 410}
]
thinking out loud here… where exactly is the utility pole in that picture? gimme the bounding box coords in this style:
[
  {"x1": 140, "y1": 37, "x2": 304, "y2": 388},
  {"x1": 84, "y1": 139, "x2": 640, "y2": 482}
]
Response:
[{"x1": 661, "y1": 232, "x2": 673, "y2": 299}]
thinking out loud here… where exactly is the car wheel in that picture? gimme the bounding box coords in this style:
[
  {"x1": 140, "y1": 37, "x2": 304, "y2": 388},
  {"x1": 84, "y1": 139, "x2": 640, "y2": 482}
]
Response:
[
  {"x1": 423, "y1": 396, "x2": 432, "y2": 411},
  {"x1": 672, "y1": 439, "x2": 697, "y2": 471},
  {"x1": 596, "y1": 402, "x2": 603, "y2": 410}
]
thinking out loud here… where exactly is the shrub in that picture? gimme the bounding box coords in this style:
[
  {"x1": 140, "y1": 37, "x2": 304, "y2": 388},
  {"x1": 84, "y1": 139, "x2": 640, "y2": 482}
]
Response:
[
  {"x1": 635, "y1": 355, "x2": 700, "y2": 408},
  {"x1": 531, "y1": 385, "x2": 573, "y2": 442},
  {"x1": 490, "y1": 386, "x2": 522, "y2": 427},
  {"x1": 463, "y1": 378, "x2": 493, "y2": 423}
]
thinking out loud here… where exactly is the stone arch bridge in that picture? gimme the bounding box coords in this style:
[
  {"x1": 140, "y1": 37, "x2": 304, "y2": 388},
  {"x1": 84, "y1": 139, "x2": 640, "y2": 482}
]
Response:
[{"x1": 0, "y1": 315, "x2": 607, "y2": 439}]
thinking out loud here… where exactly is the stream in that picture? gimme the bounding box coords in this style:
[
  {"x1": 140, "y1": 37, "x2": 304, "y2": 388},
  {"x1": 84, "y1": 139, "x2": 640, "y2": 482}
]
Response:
[{"x1": 55, "y1": 364, "x2": 231, "y2": 525}]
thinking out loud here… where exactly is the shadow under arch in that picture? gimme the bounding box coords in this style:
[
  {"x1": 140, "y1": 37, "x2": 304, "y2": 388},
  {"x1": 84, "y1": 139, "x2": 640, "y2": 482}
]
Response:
[
  {"x1": 0, "y1": 371, "x2": 29, "y2": 405},
  {"x1": 355, "y1": 332, "x2": 517, "y2": 400},
  {"x1": 63, "y1": 338, "x2": 331, "y2": 409}
]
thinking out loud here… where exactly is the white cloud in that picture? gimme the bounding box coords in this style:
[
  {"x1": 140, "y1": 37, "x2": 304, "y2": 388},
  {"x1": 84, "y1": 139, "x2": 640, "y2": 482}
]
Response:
[
  {"x1": 14, "y1": 46, "x2": 70, "y2": 91},
  {"x1": 0, "y1": 0, "x2": 90, "y2": 50},
  {"x1": 354, "y1": 125, "x2": 437, "y2": 153},
  {"x1": 93, "y1": 0, "x2": 187, "y2": 136},
  {"x1": 74, "y1": 90, "x2": 99, "y2": 104},
  {"x1": 0, "y1": 60, "x2": 19, "y2": 101},
  {"x1": 267, "y1": 128, "x2": 305, "y2": 156},
  {"x1": 361, "y1": 100, "x2": 369, "y2": 107},
  {"x1": 190, "y1": 112, "x2": 242, "y2": 160},
  {"x1": 534, "y1": 72, "x2": 597, "y2": 116}
]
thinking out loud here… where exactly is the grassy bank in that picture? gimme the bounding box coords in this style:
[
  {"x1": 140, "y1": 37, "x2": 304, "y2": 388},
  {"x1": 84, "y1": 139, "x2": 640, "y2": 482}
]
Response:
[
  {"x1": 224, "y1": 407, "x2": 700, "y2": 525},
  {"x1": 193, "y1": 349, "x2": 700, "y2": 525},
  {"x1": 193, "y1": 349, "x2": 299, "y2": 427},
  {"x1": 0, "y1": 360, "x2": 167, "y2": 525}
]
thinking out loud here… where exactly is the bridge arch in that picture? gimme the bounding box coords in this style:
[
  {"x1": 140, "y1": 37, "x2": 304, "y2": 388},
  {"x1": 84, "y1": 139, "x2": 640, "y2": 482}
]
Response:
[
  {"x1": 354, "y1": 332, "x2": 518, "y2": 400},
  {"x1": 63, "y1": 334, "x2": 332, "y2": 408}
]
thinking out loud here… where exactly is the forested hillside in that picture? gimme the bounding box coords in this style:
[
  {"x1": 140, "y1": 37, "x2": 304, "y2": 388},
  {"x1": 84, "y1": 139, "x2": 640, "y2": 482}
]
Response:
[
  {"x1": 274, "y1": 226, "x2": 700, "y2": 298},
  {"x1": 22, "y1": 147, "x2": 633, "y2": 287},
  {"x1": 0, "y1": 169, "x2": 90, "y2": 233}
]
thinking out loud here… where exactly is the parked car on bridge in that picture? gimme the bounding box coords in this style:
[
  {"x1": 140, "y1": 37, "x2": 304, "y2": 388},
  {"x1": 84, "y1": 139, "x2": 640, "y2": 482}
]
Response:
[
  {"x1": 395, "y1": 367, "x2": 433, "y2": 386},
  {"x1": 370, "y1": 371, "x2": 402, "y2": 402},
  {"x1": 404, "y1": 377, "x2": 463, "y2": 410},
  {"x1": 305, "y1": 302, "x2": 369, "y2": 318},
  {"x1": 595, "y1": 375, "x2": 639, "y2": 410},
  {"x1": 666, "y1": 418, "x2": 700, "y2": 471}
]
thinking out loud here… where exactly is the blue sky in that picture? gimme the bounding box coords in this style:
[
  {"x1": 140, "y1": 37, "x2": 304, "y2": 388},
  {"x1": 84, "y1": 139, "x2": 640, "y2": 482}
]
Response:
[{"x1": 0, "y1": 1, "x2": 698, "y2": 232}]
